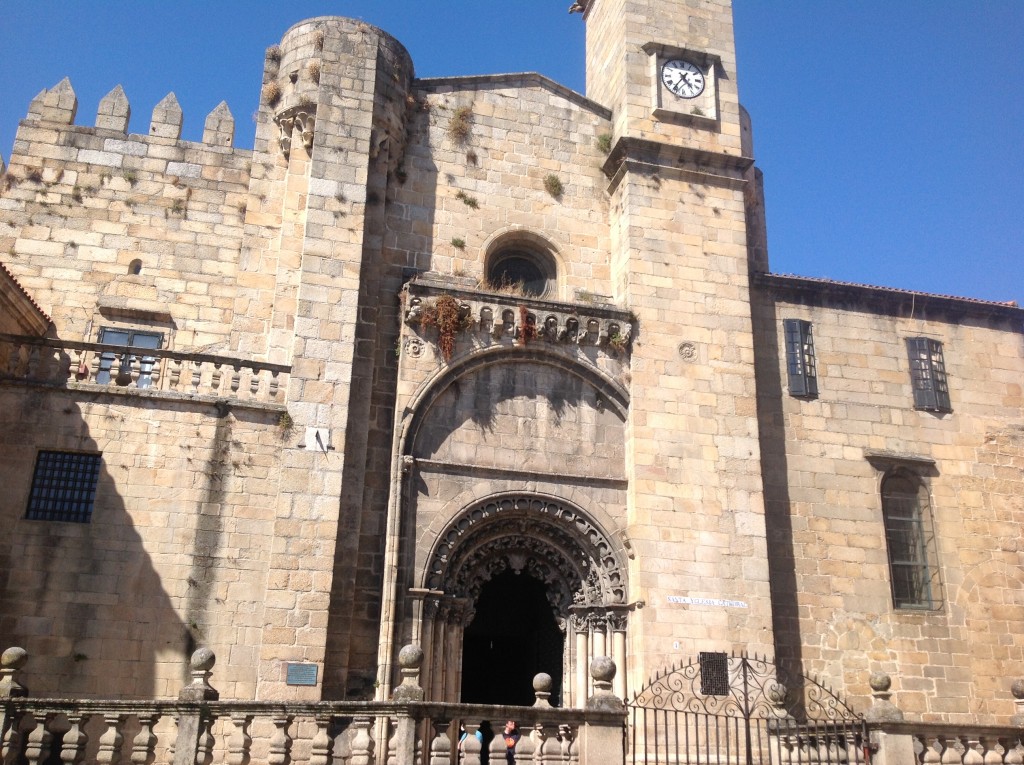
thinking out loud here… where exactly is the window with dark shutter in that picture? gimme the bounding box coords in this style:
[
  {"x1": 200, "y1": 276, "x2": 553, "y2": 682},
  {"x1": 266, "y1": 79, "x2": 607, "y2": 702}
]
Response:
[
  {"x1": 25, "y1": 450, "x2": 102, "y2": 523},
  {"x1": 783, "y1": 319, "x2": 818, "y2": 397},
  {"x1": 906, "y1": 337, "x2": 950, "y2": 412},
  {"x1": 698, "y1": 651, "x2": 730, "y2": 696},
  {"x1": 96, "y1": 327, "x2": 163, "y2": 388}
]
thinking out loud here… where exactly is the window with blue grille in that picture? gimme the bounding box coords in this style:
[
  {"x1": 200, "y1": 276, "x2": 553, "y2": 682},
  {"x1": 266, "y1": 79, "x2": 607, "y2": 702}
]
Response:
[{"x1": 25, "y1": 450, "x2": 102, "y2": 523}]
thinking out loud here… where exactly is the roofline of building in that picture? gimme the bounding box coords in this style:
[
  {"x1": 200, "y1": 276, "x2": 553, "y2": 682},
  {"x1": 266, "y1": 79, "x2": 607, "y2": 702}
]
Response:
[
  {"x1": 754, "y1": 272, "x2": 1024, "y2": 324},
  {"x1": 0, "y1": 262, "x2": 51, "y2": 335},
  {"x1": 417, "y1": 72, "x2": 612, "y2": 120}
]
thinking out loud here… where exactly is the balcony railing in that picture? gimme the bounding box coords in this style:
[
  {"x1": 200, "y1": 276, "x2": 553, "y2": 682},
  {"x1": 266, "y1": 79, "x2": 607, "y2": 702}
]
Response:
[{"x1": 0, "y1": 333, "x2": 290, "y2": 408}]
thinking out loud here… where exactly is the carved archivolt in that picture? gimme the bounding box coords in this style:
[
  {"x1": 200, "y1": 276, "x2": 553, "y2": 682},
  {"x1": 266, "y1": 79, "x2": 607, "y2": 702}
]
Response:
[{"x1": 424, "y1": 495, "x2": 627, "y2": 620}]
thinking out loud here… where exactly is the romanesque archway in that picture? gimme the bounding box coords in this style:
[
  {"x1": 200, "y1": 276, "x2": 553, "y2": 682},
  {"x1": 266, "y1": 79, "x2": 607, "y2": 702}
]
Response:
[{"x1": 418, "y1": 494, "x2": 629, "y2": 707}]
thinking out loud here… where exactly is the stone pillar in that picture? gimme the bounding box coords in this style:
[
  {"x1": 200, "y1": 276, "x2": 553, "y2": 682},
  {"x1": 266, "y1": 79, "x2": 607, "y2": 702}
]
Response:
[
  {"x1": 1, "y1": 648, "x2": 29, "y2": 765},
  {"x1": 864, "y1": 673, "x2": 910, "y2": 765},
  {"x1": 173, "y1": 648, "x2": 219, "y2": 765},
  {"x1": 581, "y1": 657, "x2": 626, "y2": 765},
  {"x1": 391, "y1": 645, "x2": 425, "y2": 765},
  {"x1": 1011, "y1": 678, "x2": 1024, "y2": 727}
]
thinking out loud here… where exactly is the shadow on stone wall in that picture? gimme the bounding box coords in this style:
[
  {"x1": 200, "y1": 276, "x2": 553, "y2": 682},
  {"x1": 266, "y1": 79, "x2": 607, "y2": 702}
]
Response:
[
  {"x1": 749, "y1": 296, "x2": 804, "y2": 684},
  {"x1": 0, "y1": 387, "x2": 193, "y2": 698}
]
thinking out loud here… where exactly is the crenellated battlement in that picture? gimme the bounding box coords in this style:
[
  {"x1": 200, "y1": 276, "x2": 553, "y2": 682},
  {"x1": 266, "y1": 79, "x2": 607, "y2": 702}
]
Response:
[{"x1": 20, "y1": 78, "x2": 244, "y2": 153}]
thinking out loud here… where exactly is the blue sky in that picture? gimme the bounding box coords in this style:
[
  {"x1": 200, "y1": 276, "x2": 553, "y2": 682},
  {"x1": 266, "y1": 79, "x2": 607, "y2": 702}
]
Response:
[{"x1": 1, "y1": 2, "x2": 1021, "y2": 305}]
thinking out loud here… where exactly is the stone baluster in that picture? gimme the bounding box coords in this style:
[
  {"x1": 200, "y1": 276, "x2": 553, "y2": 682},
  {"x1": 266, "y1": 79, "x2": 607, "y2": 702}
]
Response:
[
  {"x1": 172, "y1": 648, "x2": 218, "y2": 765},
  {"x1": 488, "y1": 731, "x2": 506, "y2": 763},
  {"x1": 226, "y1": 713, "x2": 253, "y2": 765},
  {"x1": 170, "y1": 357, "x2": 183, "y2": 390},
  {"x1": 130, "y1": 713, "x2": 158, "y2": 765},
  {"x1": 350, "y1": 715, "x2": 375, "y2": 765},
  {"x1": 190, "y1": 363, "x2": 202, "y2": 393},
  {"x1": 559, "y1": 724, "x2": 575, "y2": 765},
  {"x1": 461, "y1": 722, "x2": 483, "y2": 765},
  {"x1": 114, "y1": 352, "x2": 134, "y2": 386},
  {"x1": 60, "y1": 713, "x2": 89, "y2": 765},
  {"x1": 96, "y1": 713, "x2": 126, "y2": 765},
  {"x1": 249, "y1": 367, "x2": 260, "y2": 398},
  {"x1": 269, "y1": 370, "x2": 280, "y2": 399},
  {"x1": 539, "y1": 723, "x2": 563, "y2": 765},
  {"x1": 195, "y1": 716, "x2": 216, "y2": 765},
  {"x1": 70, "y1": 347, "x2": 88, "y2": 381},
  {"x1": 267, "y1": 716, "x2": 293, "y2": 765},
  {"x1": 428, "y1": 720, "x2": 451, "y2": 765},
  {"x1": 935, "y1": 735, "x2": 961, "y2": 764},
  {"x1": 1001, "y1": 737, "x2": 1024, "y2": 765},
  {"x1": 962, "y1": 736, "x2": 984, "y2": 765},
  {"x1": 210, "y1": 363, "x2": 223, "y2": 395},
  {"x1": 230, "y1": 364, "x2": 241, "y2": 395},
  {"x1": 977, "y1": 736, "x2": 1002, "y2": 764},
  {"x1": 310, "y1": 715, "x2": 333, "y2": 765},
  {"x1": 22, "y1": 715, "x2": 52, "y2": 765},
  {"x1": 516, "y1": 726, "x2": 537, "y2": 764}
]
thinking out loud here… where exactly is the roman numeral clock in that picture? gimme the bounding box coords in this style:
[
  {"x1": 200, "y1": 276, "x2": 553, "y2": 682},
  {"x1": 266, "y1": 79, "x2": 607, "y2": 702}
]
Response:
[{"x1": 644, "y1": 43, "x2": 720, "y2": 123}]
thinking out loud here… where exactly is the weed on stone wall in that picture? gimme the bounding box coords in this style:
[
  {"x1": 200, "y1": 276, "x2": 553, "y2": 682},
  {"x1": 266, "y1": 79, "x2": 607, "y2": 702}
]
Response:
[
  {"x1": 413, "y1": 293, "x2": 474, "y2": 361},
  {"x1": 448, "y1": 105, "x2": 473, "y2": 143}
]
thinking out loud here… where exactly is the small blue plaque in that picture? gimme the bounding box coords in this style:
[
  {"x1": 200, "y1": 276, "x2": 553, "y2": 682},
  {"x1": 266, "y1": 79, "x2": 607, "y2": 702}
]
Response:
[{"x1": 286, "y1": 662, "x2": 319, "y2": 686}]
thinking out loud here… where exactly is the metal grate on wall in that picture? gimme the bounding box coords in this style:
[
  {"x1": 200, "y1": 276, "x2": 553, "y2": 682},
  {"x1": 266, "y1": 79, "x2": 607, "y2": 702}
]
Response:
[
  {"x1": 698, "y1": 651, "x2": 730, "y2": 697},
  {"x1": 25, "y1": 451, "x2": 102, "y2": 523}
]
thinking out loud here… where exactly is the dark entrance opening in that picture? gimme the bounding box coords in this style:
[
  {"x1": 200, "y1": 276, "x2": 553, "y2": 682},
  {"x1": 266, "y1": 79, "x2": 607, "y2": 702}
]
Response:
[{"x1": 461, "y1": 569, "x2": 564, "y2": 706}]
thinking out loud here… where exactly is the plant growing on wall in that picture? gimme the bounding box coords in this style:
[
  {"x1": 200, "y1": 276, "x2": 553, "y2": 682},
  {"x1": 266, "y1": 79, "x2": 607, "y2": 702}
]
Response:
[
  {"x1": 544, "y1": 174, "x2": 564, "y2": 198},
  {"x1": 414, "y1": 294, "x2": 474, "y2": 361},
  {"x1": 448, "y1": 105, "x2": 473, "y2": 142},
  {"x1": 262, "y1": 81, "x2": 282, "y2": 107}
]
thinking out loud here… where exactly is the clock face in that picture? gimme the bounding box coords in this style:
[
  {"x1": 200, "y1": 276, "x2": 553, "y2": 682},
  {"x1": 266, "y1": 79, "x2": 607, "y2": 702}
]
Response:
[{"x1": 661, "y1": 59, "x2": 705, "y2": 99}]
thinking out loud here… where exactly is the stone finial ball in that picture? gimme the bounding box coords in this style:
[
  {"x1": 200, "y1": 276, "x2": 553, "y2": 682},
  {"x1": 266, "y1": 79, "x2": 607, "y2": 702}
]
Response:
[
  {"x1": 398, "y1": 644, "x2": 424, "y2": 669},
  {"x1": 1, "y1": 647, "x2": 28, "y2": 670},
  {"x1": 533, "y1": 673, "x2": 553, "y2": 692},
  {"x1": 869, "y1": 673, "x2": 892, "y2": 693},
  {"x1": 1012, "y1": 679, "x2": 1024, "y2": 700},
  {"x1": 190, "y1": 646, "x2": 216, "y2": 671},
  {"x1": 590, "y1": 656, "x2": 616, "y2": 683}
]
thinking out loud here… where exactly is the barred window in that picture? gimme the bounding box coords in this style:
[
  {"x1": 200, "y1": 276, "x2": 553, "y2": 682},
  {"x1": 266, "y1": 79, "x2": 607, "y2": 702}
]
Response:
[
  {"x1": 25, "y1": 450, "x2": 102, "y2": 523},
  {"x1": 783, "y1": 319, "x2": 818, "y2": 397},
  {"x1": 698, "y1": 651, "x2": 729, "y2": 696},
  {"x1": 906, "y1": 337, "x2": 950, "y2": 412},
  {"x1": 882, "y1": 473, "x2": 938, "y2": 609}
]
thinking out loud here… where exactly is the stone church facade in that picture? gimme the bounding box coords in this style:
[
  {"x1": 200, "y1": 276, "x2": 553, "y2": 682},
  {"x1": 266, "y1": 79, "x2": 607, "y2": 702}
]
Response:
[{"x1": 0, "y1": 0, "x2": 1021, "y2": 726}]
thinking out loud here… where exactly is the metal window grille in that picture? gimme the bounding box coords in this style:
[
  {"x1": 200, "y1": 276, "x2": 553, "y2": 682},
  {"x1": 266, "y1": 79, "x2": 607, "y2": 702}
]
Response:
[
  {"x1": 96, "y1": 328, "x2": 163, "y2": 388},
  {"x1": 25, "y1": 450, "x2": 102, "y2": 523},
  {"x1": 698, "y1": 651, "x2": 729, "y2": 696},
  {"x1": 906, "y1": 337, "x2": 951, "y2": 412},
  {"x1": 882, "y1": 475, "x2": 936, "y2": 609},
  {"x1": 783, "y1": 319, "x2": 818, "y2": 397}
]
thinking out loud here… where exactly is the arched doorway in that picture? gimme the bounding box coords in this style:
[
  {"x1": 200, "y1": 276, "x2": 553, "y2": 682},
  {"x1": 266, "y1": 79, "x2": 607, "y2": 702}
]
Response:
[
  {"x1": 461, "y1": 570, "x2": 564, "y2": 705},
  {"x1": 418, "y1": 494, "x2": 629, "y2": 706}
]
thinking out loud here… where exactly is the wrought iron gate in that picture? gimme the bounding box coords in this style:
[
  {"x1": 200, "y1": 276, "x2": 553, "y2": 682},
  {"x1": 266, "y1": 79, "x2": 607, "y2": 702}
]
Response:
[{"x1": 627, "y1": 654, "x2": 869, "y2": 765}]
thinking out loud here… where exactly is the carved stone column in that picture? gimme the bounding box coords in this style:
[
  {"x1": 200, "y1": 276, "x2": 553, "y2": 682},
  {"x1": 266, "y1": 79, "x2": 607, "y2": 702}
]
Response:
[
  {"x1": 608, "y1": 609, "x2": 628, "y2": 700},
  {"x1": 570, "y1": 613, "x2": 589, "y2": 708}
]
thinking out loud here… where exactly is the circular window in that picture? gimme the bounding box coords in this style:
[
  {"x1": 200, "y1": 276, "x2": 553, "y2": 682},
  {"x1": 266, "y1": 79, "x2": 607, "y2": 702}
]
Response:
[{"x1": 487, "y1": 244, "x2": 555, "y2": 297}]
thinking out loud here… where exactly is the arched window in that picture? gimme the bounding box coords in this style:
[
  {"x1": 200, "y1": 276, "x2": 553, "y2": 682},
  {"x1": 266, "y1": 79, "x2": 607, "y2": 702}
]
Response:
[
  {"x1": 485, "y1": 236, "x2": 556, "y2": 298},
  {"x1": 881, "y1": 472, "x2": 937, "y2": 609}
]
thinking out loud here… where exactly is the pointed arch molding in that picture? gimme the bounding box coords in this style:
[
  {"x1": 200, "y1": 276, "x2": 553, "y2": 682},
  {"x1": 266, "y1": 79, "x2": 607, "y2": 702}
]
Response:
[
  {"x1": 423, "y1": 494, "x2": 628, "y2": 616},
  {"x1": 399, "y1": 345, "x2": 630, "y2": 455}
]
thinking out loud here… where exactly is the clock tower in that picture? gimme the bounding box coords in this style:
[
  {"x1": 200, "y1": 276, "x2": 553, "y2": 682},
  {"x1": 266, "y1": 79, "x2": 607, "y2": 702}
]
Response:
[{"x1": 577, "y1": 0, "x2": 776, "y2": 677}]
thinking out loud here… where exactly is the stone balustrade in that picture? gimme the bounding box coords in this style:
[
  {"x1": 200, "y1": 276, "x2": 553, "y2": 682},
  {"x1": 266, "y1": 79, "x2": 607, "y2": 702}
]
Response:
[
  {"x1": 0, "y1": 333, "x2": 290, "y2": 409},
  {"x1": 0, "y1": 646, "x2": 625, "y2": 765},
  {"x1": 403, "y1": 276, "x2": 636, "y2": 361}
]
